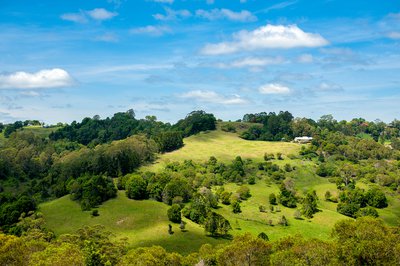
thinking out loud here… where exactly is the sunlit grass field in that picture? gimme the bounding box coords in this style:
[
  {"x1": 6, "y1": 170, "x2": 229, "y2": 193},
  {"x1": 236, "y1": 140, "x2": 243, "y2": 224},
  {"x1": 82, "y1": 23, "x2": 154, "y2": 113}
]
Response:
[
  {"x1": 40, "y1": 129, "x2": 400, "y2": 254},
  {"x1": 141, "y1": 130, "x2": 301, "y2": 172}
]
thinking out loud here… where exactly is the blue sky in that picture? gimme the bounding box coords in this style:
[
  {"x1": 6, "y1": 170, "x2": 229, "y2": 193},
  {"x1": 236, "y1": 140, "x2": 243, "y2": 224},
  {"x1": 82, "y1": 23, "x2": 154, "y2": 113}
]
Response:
[{"x1": 0, "y1": 0, "x2": 399, "y2": 124}]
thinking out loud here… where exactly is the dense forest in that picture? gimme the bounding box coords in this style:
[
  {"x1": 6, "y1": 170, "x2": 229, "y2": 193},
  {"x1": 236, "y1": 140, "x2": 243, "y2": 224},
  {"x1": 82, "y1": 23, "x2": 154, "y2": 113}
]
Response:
[{"x1": 1, "y1": 109, "x2": 400, "y2": 265}]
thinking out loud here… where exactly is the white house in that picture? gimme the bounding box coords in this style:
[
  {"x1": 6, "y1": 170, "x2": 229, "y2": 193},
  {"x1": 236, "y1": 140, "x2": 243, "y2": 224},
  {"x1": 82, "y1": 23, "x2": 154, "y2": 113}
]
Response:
[{"x1": 294, "y1": 136, "x2": 313, "y2": 143}]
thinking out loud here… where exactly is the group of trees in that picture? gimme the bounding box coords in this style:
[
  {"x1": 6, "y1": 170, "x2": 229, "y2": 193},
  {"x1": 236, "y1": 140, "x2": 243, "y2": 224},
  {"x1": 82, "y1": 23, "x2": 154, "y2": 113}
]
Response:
[
  {"x1": 0, "y1": 110, "x2": 217, "y2": 232},
  {"x1": 241, "y1": 111, "x2": 400, "y2": 150},
  {"x1": 1, "y1": 216, "x2": 399, "y2": 265},
  {"x1": 48, "y1": 110, "x2": 216, "y2": 152}
]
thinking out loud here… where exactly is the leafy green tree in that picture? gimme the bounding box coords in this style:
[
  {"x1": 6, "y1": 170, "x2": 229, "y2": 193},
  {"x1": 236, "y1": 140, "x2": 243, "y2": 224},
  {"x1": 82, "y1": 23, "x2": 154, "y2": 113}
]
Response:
[
  {"x1": 217, "y1": 234, "x2": 272, "y2": 265},
  {"x1": 173, "y1": 110, "x2": 216, "y2": 137},
  {"x1": 236, "y1": 185, "x2": 251, "y2": 200},
  {"x1": 232, "y1": 201, "x2": 241, "y2": 213},
  {"x1": 167, "y1": 204, "x2": 182, "y2": 223},
  {"x1": 126, "y1": 175, "x2": 148, "y2": 200},
  {"x1": 257, "y1": 232, "x2": 269, "y2": 241},
  {"x1": 269, "y1": 193, "x2": 277, "y2": 205},
  {"x1": 278, "y1": 184, "x2": 297, "y2": 208},
  {"x1": 162, "y1": 177, "x2": 192, "y2": 205},
  {"x1": 301, "y1": 190, "x2": 318, "y2": 218},
  {"x1": 204, "y1": 212, "x2": 231, "y2": 236},
  {"x1": 365, "y1": 188, "x2": 388, "y2": 208},
  {"x1": 156, "y1": 131, "x2": 183, "y2": 153}
]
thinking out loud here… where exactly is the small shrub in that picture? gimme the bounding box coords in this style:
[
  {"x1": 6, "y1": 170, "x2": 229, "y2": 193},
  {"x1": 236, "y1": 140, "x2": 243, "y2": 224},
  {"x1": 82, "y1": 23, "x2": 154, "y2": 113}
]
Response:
[
  {"x1": 269, "y1": 193, "x2": 277, "y2": 205},
  {"x1": 232, "y1": 201, "x2": 242, "y2": 213},
  {"x1": 279, "y1": 215, "x2": 288, "y2": 226},
  {"x1": 258, "y1": 232, "x2": 269, "y2": 241},
  {"x1": 91, "y1": 210, "x2": 99, "y2": 217},
  {"x1": 167, "y1": 204, "x2": 182, "y2": 223}
]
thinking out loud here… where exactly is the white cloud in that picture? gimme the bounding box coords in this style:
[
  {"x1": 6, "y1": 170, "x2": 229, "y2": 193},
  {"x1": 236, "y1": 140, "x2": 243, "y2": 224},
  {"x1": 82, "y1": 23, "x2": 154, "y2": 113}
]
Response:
[
  {"x1": 196, "y1": 9, "x2": 257, "y2": 22},
  {"x1": 180, "y1": 90, "x2": 248, "y2": 105},
  {"x1": 297, "y1": 53, "x2": 313, "y2": 63},
  {"x1": 259, "y1": 83, "x2": 290, "y2": 94},
  {"x1": 0, "y1": 69, "x2": 73, "y2": 89},
  {"x1": 86, "y1": 8, "x2": 118, "y2": 21},
  {"x1": 130, "y1": 25, "x2": 172, "y2": 36},
  {"x1": 217, "y1": 56, "x2": 284, "y2": 68},
  {"x1": 201, "y1": 24, "x2": 328, "y2": 55},
  {"x1": 153, "y1": 8, "x2": 192, "y2": 21},
  {"x1": 60, "y1": 12, "x2": 87, "y2": 23},
  {"x1": 61, "y1": 8, "x2": 117, "y2": 23},
  {"x1": 387, "y1": 31, "x2": 400, "y2": 39}
]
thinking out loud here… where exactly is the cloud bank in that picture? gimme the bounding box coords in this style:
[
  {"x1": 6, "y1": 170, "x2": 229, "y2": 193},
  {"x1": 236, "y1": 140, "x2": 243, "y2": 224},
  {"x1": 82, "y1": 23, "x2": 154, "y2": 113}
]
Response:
[
  {"x1": 201, "y1": 24, "x2": 329, "y2": 55},
  {"x1": 0, "y1": 68, "x2": 73, "y2": 89}
]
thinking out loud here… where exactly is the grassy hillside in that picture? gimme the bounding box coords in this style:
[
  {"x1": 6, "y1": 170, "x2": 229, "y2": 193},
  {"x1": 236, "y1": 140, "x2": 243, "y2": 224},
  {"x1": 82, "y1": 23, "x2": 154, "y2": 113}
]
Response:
[
  {"x1": 40, "y1": 191, "x2": 228, "y2": 254},
  {"x1": 141, "y1": 129, "x2": 301, "y2": 172}
]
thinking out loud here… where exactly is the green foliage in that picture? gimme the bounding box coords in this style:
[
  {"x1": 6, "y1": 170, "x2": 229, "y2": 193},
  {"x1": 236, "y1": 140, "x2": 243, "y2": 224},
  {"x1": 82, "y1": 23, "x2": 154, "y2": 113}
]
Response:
[
  {"x1": 242, "y1": 111, "x2": 294, "y2": 141},
  {"x1": 278, "y1": 183, "x2": 297, "y2": 208},
  {"x1": 69, "y1": 174, "x2": 117, "y2": 210},
  {"x1": 365, "y1": 188, "x2": 388, "y2": 208},
  {"x1": 257, "y1": 232, "x2": 269, "y2": 241},
  {"x1": 332, "y1": 217, "x2": 400, "y2": 265},
  {"x1": 156, "y1": 131, "x2": 183, "y2": 153},
  {"x1": 119, "y1": 246, "x2": 182, "y2": 266},
  {"x1": 301, "y1": 190, "x2": 318, "y2": 218},
  {"x1": 269, "y1": 193, "x2": 277, "y2": 205},
  {"x1": 173, "y1": 110, "x2": 216, "y2": 137},
  {"x1": 204, "y1": 212, "x2": 231, "y2": 236},
  {"x1": 167, "y1": 204, "x2": 182, "y2": 223},
  {"x1": 0, "y1": 195, "x2": 36, "y2": 231},
  {"x1": 236, "y1": 185, "x2": 251, "y2": 200},
  {"x1": 162, "y1": 177, "x2": 192, "y2": 205},
  {"x1": 126, "y1": 175, "x2": 148, "y2": 200},
  {"x1": 217, "y1": 233, "x2": 272, "y2": 265},
  {"x1": 220, "y1": 191, "x2": 232, "y2": 205},
  {"x1": 356, "y1": 206, "x2": 379, "y2": 218},
  {"x1": 232, "y1": 200, "x2": 241, "y2": 213}
]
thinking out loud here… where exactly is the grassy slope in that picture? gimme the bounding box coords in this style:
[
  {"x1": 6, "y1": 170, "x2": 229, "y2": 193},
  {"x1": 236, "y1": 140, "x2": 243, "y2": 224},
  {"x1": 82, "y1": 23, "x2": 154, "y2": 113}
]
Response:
[
  {"x1": 40, "y1": 128, "x2": 400, "y2": 254},
  {"x1": 40, "y1": 191, "x2": 227, "y2": 255},
  {"x1": 141, "y1": 130, "x2": 300, "y2": 172}
]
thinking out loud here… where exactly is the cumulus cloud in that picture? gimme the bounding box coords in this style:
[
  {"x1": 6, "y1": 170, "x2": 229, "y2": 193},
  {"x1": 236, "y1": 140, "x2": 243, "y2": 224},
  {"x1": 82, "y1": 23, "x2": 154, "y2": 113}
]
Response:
[
  {"x1": 61, "y1": 8, "x2": 117, "y2": 23},
  {"x1": 87, "y1": 8, "x2": 118, "y2": 21},
  {"x1": 153, "y1": 8, "x2": 191, "y2": 21},
  {"x1": 217, "y1": 56, "x2": 284, "y2": 68},
  {"x1": 0, "y1": 69, "x2": 74, "y2": 89},
  {"x1": 60, "y1": 12, "x2": 87, "y2": 23},
  {"x1": 180, "y1": 90, "x2": 248, "y2": 105},
  {"x1": 130, "y1": 25, "x2": 172, "y2": 36},
  {"x1": 196, "y1": 9, "x2": 257, "y2": 22},
  {"x1": 259, "y1": 83, "x2": 290, "y2": 94},
  {"x1": 201, "y1": 24, "x2": 328, "y2": 55}
]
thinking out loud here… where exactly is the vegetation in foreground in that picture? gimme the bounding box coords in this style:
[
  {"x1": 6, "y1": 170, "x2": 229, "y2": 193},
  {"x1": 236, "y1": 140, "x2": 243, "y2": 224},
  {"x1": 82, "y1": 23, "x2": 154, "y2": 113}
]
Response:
[{"x1": 1, "y1": 216, "x2": 399, "y2": 265}]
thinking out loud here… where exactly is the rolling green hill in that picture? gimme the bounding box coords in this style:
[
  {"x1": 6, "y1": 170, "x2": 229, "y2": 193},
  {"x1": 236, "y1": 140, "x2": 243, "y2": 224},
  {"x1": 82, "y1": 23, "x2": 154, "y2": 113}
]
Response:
[{"x1": 40, "y1": 128, "x2": 400, "y2": 254}]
